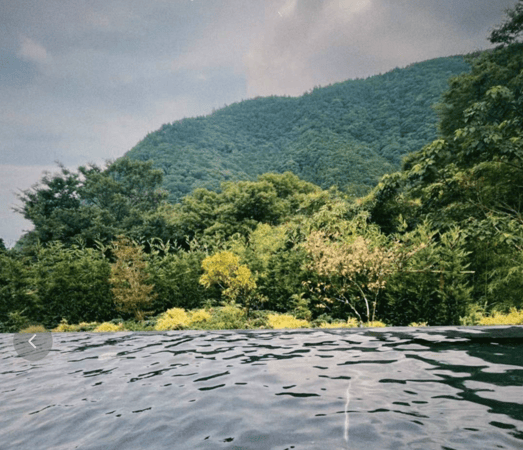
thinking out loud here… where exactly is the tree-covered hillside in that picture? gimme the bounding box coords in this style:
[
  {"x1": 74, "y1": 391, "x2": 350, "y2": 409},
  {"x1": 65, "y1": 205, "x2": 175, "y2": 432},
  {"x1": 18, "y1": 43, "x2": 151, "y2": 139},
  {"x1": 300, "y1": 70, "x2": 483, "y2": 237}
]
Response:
[{"x1": 126, "y1": 56, "x2": 470, "y2": 201}]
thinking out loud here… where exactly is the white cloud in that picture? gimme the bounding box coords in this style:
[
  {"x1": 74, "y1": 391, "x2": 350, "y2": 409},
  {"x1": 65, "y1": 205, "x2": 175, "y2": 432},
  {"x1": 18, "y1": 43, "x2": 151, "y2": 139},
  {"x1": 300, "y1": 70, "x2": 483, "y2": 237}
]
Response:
[{"x1": 18, "y1": 36, "x2": 49, "y2": 64}]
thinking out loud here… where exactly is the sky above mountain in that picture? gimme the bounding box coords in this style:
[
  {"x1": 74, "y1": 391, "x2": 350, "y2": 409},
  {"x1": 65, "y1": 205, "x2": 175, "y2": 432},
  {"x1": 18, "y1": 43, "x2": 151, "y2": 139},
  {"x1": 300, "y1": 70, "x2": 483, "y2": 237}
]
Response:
[{"x1": 0, "y1": 0, "x2": 518, "y2": 246}]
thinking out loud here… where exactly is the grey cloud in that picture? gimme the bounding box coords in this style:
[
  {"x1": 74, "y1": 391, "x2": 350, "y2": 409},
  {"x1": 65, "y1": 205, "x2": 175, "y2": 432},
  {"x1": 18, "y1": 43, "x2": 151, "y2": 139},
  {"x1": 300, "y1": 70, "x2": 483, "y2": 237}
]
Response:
[{"x1": 244, "y1": 0, "x2": 518, "y2": 97}]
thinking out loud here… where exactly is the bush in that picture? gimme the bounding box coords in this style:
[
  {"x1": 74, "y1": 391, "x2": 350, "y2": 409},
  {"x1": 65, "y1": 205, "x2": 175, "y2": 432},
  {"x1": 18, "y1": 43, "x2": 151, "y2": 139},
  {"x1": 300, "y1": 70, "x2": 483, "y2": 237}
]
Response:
[
  {"x1": 319, "y1": 318, "x2": 359, "y2": 328},
  {"x1": 200, "y1": 251, "x2": 258, "y2": 312},
  {"x1": 52, "y1": 320, "x2": 99, "y2": 332},
  {"x1": 148, "y1": 249, "x2": 214, "y2": 312},
  {"x1": 243, "y1": 310, "x2": 271, "y2": 329},
  {"x1": 198, "y1": 305, "x2": 247, "y2": 330},
  {"x1": 19, "y1": 324, "x2": 48, "y2": 333},
  {"x1": 0, "y1": 310, "x2": 31, "y2": 333},
  {"x1": 155, "y1": 308, "x2": 190, "y2": 330},
  {"x1": 94, "y1": 322, "x2": 125, "y2": 332},
  {"x1": 122, "y1": 319, "x2": 157, "y2": 331},
  {"x1": 478, "y1": 308, "x2": 523, "y2": 325},
  {"x1": 363, "y1": 321, "x2": 387, "y2": 327},
  {"x1": 188, "y1": 309, "x2": 212, "y2": 325},
  {"x1": 0, "y1": 253, "x2": 40, "y2": 329},
  {"x1": 383, "y1": 226, "x2": 473, "y2": 326},
  {"x1": 31, "y1": 242, "x2": 114, "y2": 328},
  {"x1": 408, "y1": 322, "x2": 428, "y2": 327},
  {"x1": 268, "y1": 313, "x2": 310, "y2": 329}
]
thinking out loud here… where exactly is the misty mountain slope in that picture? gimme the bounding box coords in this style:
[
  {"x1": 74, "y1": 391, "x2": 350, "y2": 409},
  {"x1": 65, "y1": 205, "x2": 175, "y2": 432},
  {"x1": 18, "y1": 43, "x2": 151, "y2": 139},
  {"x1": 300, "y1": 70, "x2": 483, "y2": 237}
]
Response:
[{"x1": 125, "y1": 55, "x2": 470, "y2": 201}]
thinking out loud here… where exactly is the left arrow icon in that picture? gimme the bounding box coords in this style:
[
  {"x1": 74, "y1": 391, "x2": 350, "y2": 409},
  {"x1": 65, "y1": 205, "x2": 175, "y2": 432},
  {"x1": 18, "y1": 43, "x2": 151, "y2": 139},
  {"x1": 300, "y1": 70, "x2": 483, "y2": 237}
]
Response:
[{"x1": 13, "y1": 331, "x2": 53, "y2": 361}]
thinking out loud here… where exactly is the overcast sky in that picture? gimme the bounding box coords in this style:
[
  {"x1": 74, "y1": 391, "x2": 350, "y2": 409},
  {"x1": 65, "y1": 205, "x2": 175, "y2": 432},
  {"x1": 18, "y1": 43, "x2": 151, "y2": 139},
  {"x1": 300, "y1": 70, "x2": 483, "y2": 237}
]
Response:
[{"x1": 0, "y1": 0, "x2": 518, "y2": 247}]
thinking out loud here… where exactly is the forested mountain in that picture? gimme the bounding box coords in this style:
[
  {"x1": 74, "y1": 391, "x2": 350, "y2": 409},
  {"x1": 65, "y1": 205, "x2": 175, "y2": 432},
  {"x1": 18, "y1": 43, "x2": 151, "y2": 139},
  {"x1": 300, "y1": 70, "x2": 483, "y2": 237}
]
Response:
[{"x1": 126, "y1": 56, "x2": 470, "y2": 200}]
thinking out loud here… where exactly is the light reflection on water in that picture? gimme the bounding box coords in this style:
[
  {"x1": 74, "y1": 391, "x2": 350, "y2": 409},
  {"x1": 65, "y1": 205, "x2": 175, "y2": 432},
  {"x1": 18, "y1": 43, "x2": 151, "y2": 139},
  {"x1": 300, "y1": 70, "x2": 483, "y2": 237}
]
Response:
[{"x1": 1, "y1": 326, "x2": 522, "y2": 450}]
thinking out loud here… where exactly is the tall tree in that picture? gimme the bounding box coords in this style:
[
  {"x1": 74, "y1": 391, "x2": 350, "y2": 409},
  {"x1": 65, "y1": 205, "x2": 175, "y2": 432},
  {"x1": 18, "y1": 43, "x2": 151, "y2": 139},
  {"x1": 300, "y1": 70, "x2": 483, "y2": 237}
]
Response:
[
  {"x1": 490, "y1": 0, "x2": 523, "y2": 45},
  {"x1": 15, "y1": 159, "x2": 168, "y2": 248},
  {"x1": 365, "y1": 42, "x2": 523, "y2": 312}
]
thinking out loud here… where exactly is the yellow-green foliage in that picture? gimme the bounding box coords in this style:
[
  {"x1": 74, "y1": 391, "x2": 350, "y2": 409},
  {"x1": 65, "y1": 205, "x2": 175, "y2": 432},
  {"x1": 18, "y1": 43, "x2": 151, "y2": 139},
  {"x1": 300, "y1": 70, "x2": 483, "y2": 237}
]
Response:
[
  {"x1": 200, "y1": 251, "x2": 257, "y2": 304},
  {"x1": 363, "y1": 321, "x2": 387, "y2": 328},
  {"x1": 94, "y1": 322, "x2": 125, "y2": 332},
  {"x1": 346, "y1": 317, "x2": 359, "y2": 327},
  {"x1": 155, "y1": 308, "x2": 190, "y2": 331},
  {"x1": 268, "y1": 313, "x2": 310, "y2": 329},
  {"x1": 19, "y1": 324, "x2": 47, "y2": 333},
  {"x1": 53, "y1": 320, "x2": 99, "y2": 332},
  {"x1": 110, "y1": 236, "x2": 157, "y2": 320},
  {"x1": 478, "y1": 308, "x2": 523, "y2": 325},
  {"x1": 303, "y1": 227, "x2": 408, "y2": 323},
  {"x1": 409, "y1": 322, "x2": 428, "y2": 327},
  {"x1": 249, "y1": 223, "x2": 287, "y2": 271},
  {"x1": 188, "y1": 309, "x2": 211, "y2": 325}
]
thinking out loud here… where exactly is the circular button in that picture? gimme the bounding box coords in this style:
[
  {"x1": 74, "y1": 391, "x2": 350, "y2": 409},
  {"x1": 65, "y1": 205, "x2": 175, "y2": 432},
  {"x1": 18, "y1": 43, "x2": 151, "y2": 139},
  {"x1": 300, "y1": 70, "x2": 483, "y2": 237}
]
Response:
[{"x1": 13, "y1": 332, "x2": 53, "y2": 362}]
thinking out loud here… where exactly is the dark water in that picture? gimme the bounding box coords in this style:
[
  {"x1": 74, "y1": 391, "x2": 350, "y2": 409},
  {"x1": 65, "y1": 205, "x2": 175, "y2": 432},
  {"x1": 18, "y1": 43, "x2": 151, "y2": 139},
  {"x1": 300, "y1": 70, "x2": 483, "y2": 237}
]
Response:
[{"x1": 1, "y1": 326, "x2": 523, "y2": 450}]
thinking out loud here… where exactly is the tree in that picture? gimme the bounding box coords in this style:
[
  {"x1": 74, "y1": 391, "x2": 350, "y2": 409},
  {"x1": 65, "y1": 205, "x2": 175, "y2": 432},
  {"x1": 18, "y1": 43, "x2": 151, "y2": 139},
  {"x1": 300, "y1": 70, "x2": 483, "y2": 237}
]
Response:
[
  {"x1": 490, "y1": 0, "x2": 523, "y2": 45},
  {"x1": 303, "y1": 229, "x2": 402, "y2": 324},
  {"x1": 30, "y1": 241, "x2": 114, "y2": 327},
  {"x1": 15, "y1": 158, "x2": 168, "y2": 248},
  {"x1": 0, "y1": 252, "x2": 39, "y2": 330},
  {"x1": 199, "y1": 251, "x2": 259, "y2": 313},
  {"x1": 364, "y1": 42, "x2": 523, "y2": 313},
  {"x1": 110, "y1": 236, "x2": 157, "y2": 321},
  {"x1": 166, "y1": 172, "x2": 325, "y2": 248}
]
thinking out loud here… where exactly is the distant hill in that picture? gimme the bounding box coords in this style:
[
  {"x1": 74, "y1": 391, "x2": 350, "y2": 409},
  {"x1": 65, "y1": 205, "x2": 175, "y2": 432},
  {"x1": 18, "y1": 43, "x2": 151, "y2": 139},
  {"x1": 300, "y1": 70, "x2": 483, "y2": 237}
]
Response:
[{"x1": 125, "y1": 55, "x2": 470, "y2": 201}]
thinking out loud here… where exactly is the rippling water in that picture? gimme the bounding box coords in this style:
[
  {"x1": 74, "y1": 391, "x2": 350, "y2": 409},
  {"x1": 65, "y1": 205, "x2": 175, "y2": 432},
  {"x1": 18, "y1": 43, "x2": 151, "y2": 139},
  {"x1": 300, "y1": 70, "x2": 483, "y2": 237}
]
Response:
[{"x1": 1, "y1": 326, "x2": 523, "y2": 450}]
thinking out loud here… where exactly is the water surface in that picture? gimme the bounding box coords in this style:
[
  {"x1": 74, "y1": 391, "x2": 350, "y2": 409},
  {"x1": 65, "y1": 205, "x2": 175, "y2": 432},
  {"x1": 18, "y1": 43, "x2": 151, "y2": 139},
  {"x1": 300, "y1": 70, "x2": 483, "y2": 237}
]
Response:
[{"x1": 1, "y1": 326, "x2": 522, "y2": 449}]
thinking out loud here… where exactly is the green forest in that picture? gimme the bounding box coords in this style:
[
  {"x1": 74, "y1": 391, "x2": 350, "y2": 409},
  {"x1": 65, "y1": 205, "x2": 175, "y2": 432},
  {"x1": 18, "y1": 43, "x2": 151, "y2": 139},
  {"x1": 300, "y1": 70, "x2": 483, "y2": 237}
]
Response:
[
  {"x1": 126, "y1": 56, "x2": 470, "y2": 200},
  {"x1": 2, "y1": 3, "x2": 523, "y2": 333}
]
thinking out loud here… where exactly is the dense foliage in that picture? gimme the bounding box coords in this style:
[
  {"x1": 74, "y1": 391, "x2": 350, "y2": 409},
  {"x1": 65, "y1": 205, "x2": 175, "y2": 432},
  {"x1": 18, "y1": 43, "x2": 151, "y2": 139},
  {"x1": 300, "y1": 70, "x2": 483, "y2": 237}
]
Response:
[
  {"x1": 366, "y1": 42, "x2": 523, "y2": 314},
  {"x1": 15, "y1": 158, "x2": 168, "y2": 249}
]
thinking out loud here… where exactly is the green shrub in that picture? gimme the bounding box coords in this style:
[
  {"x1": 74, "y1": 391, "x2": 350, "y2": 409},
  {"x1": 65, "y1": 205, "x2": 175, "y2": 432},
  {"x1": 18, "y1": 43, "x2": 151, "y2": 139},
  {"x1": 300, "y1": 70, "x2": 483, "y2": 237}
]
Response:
[
  {"x1": 1, "y1": 310, "x2": 32, "y2": 333},
  {"x1": 244, "y1": 310, "x2": 271, "y2": 329},
  {"x1": 122, "y1": 319, "x2": 156, "y2": 331},
  {"x1": 148, "y1": 248, "x2": 216, "y2": 312},
  {"x1": 32, "y1": 242, "x2": 114, "y2": 328},
  {"x1": 383, "y1": 226, "x2": 473, "y2": 326},
  {"x1": 0, "y1": 253, "x2": 40, "y2": 329},
  {"x1": 319, "y1": 318, "x2": 359, "y2": 328},
  {"x1": 198, "y1": 305, "x2": 247, "y2": 330}
]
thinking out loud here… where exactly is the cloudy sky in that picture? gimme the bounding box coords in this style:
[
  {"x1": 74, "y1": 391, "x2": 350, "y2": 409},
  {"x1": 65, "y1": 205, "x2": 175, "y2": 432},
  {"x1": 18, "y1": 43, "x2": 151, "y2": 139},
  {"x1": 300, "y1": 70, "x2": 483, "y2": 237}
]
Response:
[{"x1": 0, "y1": 0, "x2": 518, "y2": 247}]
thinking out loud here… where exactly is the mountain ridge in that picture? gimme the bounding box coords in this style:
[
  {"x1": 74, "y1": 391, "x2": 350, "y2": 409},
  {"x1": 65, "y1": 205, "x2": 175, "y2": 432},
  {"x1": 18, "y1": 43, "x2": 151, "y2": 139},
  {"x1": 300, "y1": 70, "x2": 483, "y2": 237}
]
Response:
[{"x1": 125, "y1": 55, "x2": 471, "y2": 201}]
